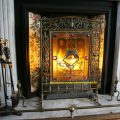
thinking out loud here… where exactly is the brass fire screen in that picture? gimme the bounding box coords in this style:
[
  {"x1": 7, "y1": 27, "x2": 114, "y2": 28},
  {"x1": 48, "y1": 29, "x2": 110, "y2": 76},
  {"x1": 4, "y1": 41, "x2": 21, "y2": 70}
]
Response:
[{"x1": 40, "y1": 16, "x2": 101, "y2": 99}]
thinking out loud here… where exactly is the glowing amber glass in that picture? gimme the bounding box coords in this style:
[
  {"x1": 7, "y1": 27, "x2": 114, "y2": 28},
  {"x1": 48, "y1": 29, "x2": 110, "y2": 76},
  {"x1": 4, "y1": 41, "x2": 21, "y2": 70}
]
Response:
[
  {"x1": 52, "y1": 32, "x2": 90, "y2": 81},
  {"x1": 29, "y1": 12, "x2": 41, "y2": 92}
]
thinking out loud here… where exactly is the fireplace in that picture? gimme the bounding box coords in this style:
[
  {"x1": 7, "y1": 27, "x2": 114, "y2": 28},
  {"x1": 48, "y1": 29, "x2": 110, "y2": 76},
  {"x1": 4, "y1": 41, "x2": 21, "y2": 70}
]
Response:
[{"x1": 14, "y1": 0, "x2": 117, "y2": 98}]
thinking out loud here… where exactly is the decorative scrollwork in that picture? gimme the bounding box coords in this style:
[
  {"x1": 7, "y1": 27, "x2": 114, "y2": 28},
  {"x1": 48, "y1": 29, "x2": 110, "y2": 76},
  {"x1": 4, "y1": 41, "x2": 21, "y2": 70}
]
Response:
[
  {"x1": 42, "y1": 16, "x2": 100, "y2": 31},
  {"x1": 41, "y1": 16, "x2": 101, "y2": 97}
]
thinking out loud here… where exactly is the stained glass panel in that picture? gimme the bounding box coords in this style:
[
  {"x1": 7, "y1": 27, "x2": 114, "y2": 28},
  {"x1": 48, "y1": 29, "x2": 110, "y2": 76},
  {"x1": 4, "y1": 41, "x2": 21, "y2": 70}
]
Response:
[
  {"x1": 51, "y1": 32, "x2": 90, "y2": 82},
  {"x1": 92, "y1": 15, "x2": 105, "y2": 87},
  {"x1": 29, "y1": 12, "x2": 41, "y2": 92}
]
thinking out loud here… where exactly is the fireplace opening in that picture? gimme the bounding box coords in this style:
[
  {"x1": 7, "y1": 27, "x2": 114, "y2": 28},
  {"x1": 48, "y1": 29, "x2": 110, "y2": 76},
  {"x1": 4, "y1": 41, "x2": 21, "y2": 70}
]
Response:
[
  {"x1": 28, "y1": 13, "x2": 105, "y2": 99},
  {"x1": 15, "y1": 0, "x2": 117, "y2": 98}
]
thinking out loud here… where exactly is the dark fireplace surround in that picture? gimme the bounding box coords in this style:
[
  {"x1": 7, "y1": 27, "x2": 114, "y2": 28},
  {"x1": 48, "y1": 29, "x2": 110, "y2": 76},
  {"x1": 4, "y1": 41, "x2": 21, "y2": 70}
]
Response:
[{"x1": 14, "y1": 0, "x2": 117, "y2": 98}]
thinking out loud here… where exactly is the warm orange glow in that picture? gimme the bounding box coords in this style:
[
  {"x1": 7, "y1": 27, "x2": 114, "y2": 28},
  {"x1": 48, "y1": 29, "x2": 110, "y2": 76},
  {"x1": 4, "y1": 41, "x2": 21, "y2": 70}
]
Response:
[
  {"x1": 29, "y1": 29, "x2": 40, "y2": 71},
  {"x1": 28, "y1": 14, "x2": 105, "y2": 88},
  {"x1": 99, "y1": 27, "x2": 105, "y2": 72},
  {"x1": 92, "y1": 15, "x2": 105, "y2": 76},
  {"x1": 52, "y1": 32, "x2": 89, "y2": 81},
  {"x1": 29, "y1": 12, "x2": 41, "y2": 92}
]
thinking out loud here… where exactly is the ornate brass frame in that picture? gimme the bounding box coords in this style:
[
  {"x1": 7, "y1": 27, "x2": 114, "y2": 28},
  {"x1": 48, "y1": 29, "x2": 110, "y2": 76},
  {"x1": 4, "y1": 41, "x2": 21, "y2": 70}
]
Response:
[{"x1": 40, "y1": 16, "x2": 101, "y2": 107}]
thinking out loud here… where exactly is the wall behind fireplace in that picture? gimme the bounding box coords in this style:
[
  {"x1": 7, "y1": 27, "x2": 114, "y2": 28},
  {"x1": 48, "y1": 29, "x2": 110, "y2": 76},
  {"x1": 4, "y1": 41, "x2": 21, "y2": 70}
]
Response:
[{"x1": 0, "y1": 1, "x2": 120, "y2": 104}]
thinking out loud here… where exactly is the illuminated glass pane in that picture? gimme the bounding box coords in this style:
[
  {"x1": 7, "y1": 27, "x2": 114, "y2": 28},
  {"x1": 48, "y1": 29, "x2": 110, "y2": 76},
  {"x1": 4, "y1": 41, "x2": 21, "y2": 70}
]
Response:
[
  {"x1": 29, "y1": 12, "x2": 41, "y2": 92},
  {"x1": 52, "y1": 32, "x2": 90, "y2": 82}
]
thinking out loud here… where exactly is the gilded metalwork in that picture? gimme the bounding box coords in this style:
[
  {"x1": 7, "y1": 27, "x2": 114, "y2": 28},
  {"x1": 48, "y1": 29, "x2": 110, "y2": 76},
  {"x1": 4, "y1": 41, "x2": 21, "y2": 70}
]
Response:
[
  {"x1": 29, "y1": 12, "x2": 41, "y2": 93},
  {"x1": 68, "y1": 104, "x2": 76, "y2": 118},
  {"x1": 42, "y1": 16, "x2": 100, "y2": 31},
  {"x1": 41, "y1": 16, "x2": 101, "y2": 102},
  {"x1": 51, "y1": 32, "x2": 89, "y2": 82}
]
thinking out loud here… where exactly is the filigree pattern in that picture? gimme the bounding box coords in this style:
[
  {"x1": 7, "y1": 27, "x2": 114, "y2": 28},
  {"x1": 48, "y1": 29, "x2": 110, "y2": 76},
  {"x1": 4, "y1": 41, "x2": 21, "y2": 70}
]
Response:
[
  {"x1": 91, "y1": 15, "x2": 105, "y2": 88},
  {"x1": 41, "y1": 16, "x2": 101, "y2": 95},
  {"x1": 42, "y1": 31, "x2": 50, "y2": 84},
  {"x1": 42, "y1": 16, "x2": 100, "y2": 31}
]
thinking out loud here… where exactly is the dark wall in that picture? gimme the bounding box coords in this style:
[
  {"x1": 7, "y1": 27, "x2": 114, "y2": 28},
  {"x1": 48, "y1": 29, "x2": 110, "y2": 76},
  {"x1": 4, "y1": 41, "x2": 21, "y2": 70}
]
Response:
[{"x1": 14, "y1": 0, "x2": 117, "y2": 98}]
